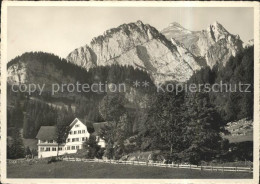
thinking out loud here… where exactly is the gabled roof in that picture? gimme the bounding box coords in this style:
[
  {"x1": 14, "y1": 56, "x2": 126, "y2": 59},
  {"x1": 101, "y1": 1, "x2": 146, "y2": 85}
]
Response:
[
  {"x1": 69, "y1": 118, "x2": 107, "y2": 133},
  {"x1": 92, "y1": 122, "x2": 108, "y2": 136},
  {"x1": 69, "y1": 118, "x2": 84, "y2": 128},
  {"x1": 36, "y1": 126, "x2": 56, "y2": 140},
  {"x1": 36, "y1": 119, "x2": 109, "y2": 140}
]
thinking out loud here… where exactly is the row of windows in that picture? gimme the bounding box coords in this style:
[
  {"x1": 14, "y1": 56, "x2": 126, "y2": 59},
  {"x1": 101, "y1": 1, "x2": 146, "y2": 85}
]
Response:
[
  {"x1": 40, "y1": 146, "x2": 81, "y2": 152},
  {"x1": 67, "y1": 137, "x2": 87, "y2": 142},
  {"x1": 66, "y1": 145, "x2": 80, "y2": 150},
  {"x1": 40, "y1": 147, "x2": 63, "y2": 152},
  {"x1": 69, "y1": 130, "x2": 86, "y2": 135},
  {"x1": 39, "y1": 140, "x2": 55, "y2": 143}
]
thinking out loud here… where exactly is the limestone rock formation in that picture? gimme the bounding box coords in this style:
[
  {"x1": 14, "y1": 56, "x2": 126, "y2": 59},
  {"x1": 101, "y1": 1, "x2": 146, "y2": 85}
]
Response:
[
  {"x1": 67, "y1": 21, "x2": 203, "y2": 84},
  {"x1": 161, "y1": 21, "x2": 244, "y2": 69}
]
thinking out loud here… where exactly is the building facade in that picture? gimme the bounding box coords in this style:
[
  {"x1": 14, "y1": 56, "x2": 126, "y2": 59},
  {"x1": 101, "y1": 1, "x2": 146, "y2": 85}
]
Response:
[{"x1": 36, "y1": 118, "x2": 106, "y2": 158}]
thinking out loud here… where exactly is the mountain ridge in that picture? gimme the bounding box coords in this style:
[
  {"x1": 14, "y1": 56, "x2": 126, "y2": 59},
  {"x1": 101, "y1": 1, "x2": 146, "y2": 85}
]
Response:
[
  {"x1": 67, "y1": 20, "x2": 203, "y2": 84},
  {"x1": 67, "y1": 20, "x2": 246, "y2": 83},
  {"x1": 161, "y1": 21, "x2": 245, "y2": 68}
]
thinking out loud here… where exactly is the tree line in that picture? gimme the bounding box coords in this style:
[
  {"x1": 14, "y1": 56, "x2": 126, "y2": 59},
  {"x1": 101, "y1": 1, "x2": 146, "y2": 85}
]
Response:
[{"x1": 7, "y1": 47, "x2": 253, "y2": 162}]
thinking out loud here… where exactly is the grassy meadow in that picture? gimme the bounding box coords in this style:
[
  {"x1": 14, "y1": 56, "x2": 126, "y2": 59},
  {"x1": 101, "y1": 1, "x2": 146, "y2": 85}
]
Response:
[{"x1": 7, "y1": 161, "x2": 252, "y2": 179}]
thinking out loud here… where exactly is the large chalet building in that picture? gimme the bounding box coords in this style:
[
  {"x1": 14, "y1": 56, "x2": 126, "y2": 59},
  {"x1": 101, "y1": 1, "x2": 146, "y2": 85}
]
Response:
[{"x1": 36, "y1": 118, "x2": 106, "y2": 158}]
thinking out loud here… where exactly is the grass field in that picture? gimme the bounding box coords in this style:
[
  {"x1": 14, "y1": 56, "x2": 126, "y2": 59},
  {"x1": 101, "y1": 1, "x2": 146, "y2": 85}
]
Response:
[{"x1": 7, "y1": 161, "x2": 252, "y2": 179}]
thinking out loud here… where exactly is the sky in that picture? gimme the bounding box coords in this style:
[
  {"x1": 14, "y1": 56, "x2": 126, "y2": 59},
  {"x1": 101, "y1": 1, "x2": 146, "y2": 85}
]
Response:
[{"x1": 7, "y1": 6, "x2": 254, "y2": 61}]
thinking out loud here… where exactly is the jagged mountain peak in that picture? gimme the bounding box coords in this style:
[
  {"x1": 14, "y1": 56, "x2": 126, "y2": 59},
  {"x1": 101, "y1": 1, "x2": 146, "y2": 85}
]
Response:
[
  {"x1": 168, "y1": 22, "x2": 185, "y2": 29},
  {"x1": 67, "y1": 21, "x2": 202, "y2": 84},
  {"x1": 243, "y1": 39, "x2": 254, "y2": 48},
  {"x1": 206, "y1": 21, "x2": 230, "y2": 42},
  {"x1": 211, "y1": 21, "x2": 224, "y2": 29},
  {"x1": 161, "y1": 21, "x2": 192, "y2": 34},
  {"x1": 162, "y1": 20, "x2": 244, "y2": 69},
  {"x1": 90, "y1": 21, "x2": 160, "y2": 46}
]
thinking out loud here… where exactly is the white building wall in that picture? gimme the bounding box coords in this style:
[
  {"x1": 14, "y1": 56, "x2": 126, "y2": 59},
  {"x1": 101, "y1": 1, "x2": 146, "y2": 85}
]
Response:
[
  {"x1": 37, "y1": 118, "x2": 105, "y2": 158},
  {"x1": 97, "y1": 137, "x2": 106, "y2": 148},
  {"x1": 65, "y1": 119, "x2": 90, "y2": 151}
]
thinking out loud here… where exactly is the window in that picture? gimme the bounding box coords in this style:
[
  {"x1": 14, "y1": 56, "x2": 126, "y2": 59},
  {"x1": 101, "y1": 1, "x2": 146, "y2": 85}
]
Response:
[
  {"x1": 82, "y1": 130, "x2": 85, "y2": 133},
  {"x1": 75, "y1": 124, "x2": 80, "y2": 128},
  {"x1": 76, "y1": 138, "x2": 79, "y2": 142},
  {"x1": 72, "y1": 146, "x2": 75, "y2": 150},
  {"x1": 74, "y1": 131, "x2": 77, "y2": 134},
  {"x1": 52, "y1": 147, "x2": 56, "y2": 151},
  {"x1": 40, "y1": 147, "x2": 44, "y2": 152},
  {"x1": 78, "y1": 130, "x2": 81, "y2": 134},
  {"x1": 67, "y1": 138, "x2": 70, "y2": 142},
  {"x1": 67, "y1": 146, "x2": 70, "y2": 150},
  {"x1": 82, "y1": 137, "x2": 85, "y2": 141},
  {"x1": 69, "y1": 131, "x2": 72, "y2": 135},
  {"x1": 76, "y1": 146, "x2": 79, "y2": 150},
  {"x1": 46, "y1": 147, "x2": 50, "y2": 151},
  {"x1": 58, "y1": 147, "x2": 62, "y2": 151},
  {"x1": 72, "y1": 138, "x2": 75, "y2": 142}
]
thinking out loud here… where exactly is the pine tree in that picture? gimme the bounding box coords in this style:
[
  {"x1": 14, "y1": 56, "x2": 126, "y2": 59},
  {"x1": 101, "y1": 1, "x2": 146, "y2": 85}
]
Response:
[
  {"x1": 143, "y1": 90, "x2": 186, "y2": 154},
  {"x1": 181, "y1": 92, "x2": 224, "y2": 164},
  {"x1": 25, "y1": 146, "x2": 32, "y2": 156},
  {"x1": 23, "y1": 114, "x2": 30, "y2": 138},
  {"x1": 83, "y1": 135, "x2": 101, "y2": 159},
  {"x1": 56, "y1": 105, "x2": 75, "y2": 156},
  {"x1": 8, "y1": 128, "x2": 25, "y2": 159},
  {"x1": 10, "y1": 101, "x2": 24, "y2": 128}
]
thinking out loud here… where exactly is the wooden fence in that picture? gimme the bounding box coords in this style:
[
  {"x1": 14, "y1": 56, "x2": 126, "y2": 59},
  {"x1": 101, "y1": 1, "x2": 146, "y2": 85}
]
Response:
[
  {"x1": 62, "y1": 157, "x2": 253, "y2": 173},
  {"x1": 7, "y1": 158, "x2": 48, "y2": 165}
]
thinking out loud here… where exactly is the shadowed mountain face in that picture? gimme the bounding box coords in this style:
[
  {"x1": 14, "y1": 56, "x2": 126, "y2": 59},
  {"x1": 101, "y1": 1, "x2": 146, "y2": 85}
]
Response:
[
  {"x1": 67, "y1": 21, "x2": 204, "y2": 84},
  {"x1": 161, "y1": 21, "x2": 244, "y2": 69},
  {"x1": 67, "y1": 21, "x2": 245, "y2": 84}
]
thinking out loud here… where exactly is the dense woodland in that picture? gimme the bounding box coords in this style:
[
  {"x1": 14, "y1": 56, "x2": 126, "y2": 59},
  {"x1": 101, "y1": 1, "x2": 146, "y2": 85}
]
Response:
[
  {"x1": 188, "y1": 46, "x2": 254, "y2": 122},
  {"x1": 7, "y1": 47, "x2": 253, "y2": 163}
]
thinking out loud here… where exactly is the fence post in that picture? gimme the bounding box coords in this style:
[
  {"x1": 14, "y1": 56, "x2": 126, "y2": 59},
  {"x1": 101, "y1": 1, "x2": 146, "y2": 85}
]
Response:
[
  {"x1": 222, "y1": 166, "x2": 224, "y2": 172},
  {"x1": 190, "y1": 164, "x2": 191, "y2": 170},
  {"x1": 200, "y1": 166, "x2": 203, "y2": 171},
  {"x1": 211, "y1": 166, "x2": 213, "y2": 172},
  {"x1": 236, "y1": 167, "x2": 237, "y2": 172}
]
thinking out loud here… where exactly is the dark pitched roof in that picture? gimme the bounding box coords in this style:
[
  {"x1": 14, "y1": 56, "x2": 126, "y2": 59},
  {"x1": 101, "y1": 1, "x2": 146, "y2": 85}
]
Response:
[
  {"x1": 69, "y1": 118, "x2": 89, "y2": 127},
  {"x1": 36, "y1": 119, "x2": 109, "y2": 140},
  {"x1": 92, "y1": 122, "x2": 108, "y2": 136},
  {"x1": 36, "y1": 126, "x2": 56, "y2": 140}
]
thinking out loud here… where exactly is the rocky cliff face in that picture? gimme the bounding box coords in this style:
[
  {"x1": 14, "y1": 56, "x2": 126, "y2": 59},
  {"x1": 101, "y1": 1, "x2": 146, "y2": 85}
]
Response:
[
  {"x1": 243, "y1": 39, "x2": 254, "y2": 48},
  {"x1": 161, "y1": 21, "x2": 244, "y2": 69},
  {"x1": 7, "y1": 53, "x2": 77, "y2": 94},
  {"x1": 67, "y1": 21, "x2": 203, "y2": 84}
]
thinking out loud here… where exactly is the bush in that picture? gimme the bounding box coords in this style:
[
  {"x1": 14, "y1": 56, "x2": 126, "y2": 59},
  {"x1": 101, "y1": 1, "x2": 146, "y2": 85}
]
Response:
[{"x1": 47, "y1": 157, "x2": 60, "y2": 164}]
